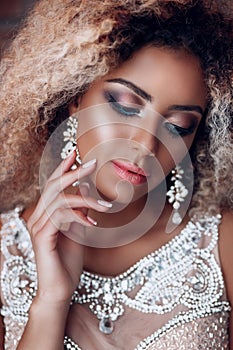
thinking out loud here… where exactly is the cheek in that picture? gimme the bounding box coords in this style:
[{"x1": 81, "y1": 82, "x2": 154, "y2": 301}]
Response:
[
  {"x1": 157, "y1": 131, "x2": 195, "y2": 171},
  {"x1": 77, "y1": 125, "x2": 124, "y2": 162}
]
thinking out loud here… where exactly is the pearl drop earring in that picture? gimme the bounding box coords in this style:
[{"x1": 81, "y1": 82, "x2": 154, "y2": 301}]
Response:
[{"x1": 166, "y1": 165, "x2": 189, "y2": 225}]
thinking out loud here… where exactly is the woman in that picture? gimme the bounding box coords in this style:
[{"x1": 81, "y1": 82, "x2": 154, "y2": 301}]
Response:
[{"x1": 0, "y1": 0, "x2": 233, "y2": 349}]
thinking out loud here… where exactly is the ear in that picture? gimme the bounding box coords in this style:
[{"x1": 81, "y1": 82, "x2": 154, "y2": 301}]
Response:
[{"x1": 68, "y1": 96, "x2": 81, "y2": 115}]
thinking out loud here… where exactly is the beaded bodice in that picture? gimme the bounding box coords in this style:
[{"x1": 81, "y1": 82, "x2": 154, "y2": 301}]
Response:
[{"x1": 0, "y1": 208, "x2": 231, "y2": 350}]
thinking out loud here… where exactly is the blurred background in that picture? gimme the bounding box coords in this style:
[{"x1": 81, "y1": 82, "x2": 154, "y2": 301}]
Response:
[{"x1": 0, "y1": 0, "x2": 36, "y2": 58}]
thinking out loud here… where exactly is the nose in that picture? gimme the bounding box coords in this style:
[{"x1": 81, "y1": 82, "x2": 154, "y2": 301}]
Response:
[
  {"x1": 128, "y1": 122, "x2": 159, "y2": 158},
  {"x1": 129, "y1": 115, "x2": 160, "y2": 156}
]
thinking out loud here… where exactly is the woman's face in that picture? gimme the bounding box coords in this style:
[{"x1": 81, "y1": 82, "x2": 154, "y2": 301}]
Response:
[{"x1": 71, "y1": 46, "x2": 207, "y2": 203}]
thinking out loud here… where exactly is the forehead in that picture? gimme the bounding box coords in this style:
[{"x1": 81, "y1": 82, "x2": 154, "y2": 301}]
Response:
[{"x1": 106, "y1": 46, "x2": 207, "y2": 110}]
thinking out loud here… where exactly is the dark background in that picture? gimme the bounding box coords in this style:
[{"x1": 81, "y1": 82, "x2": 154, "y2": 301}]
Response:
[{"x1": 0, "y1": 0, "x2": 37, "y2": 58}]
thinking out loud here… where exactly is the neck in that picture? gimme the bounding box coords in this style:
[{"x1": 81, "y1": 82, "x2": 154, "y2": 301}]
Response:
[
  {"x1": 84, "y1": 184, "x2": 168, "y2": 248},
  {"x1": 89, "y1": 183, "x2": 166, "y2": 228}
]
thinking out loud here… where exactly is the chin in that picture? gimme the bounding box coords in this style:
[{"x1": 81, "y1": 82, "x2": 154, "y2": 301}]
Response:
[
  {"x1": 96, "y1": 177, "x2": 149, "y2": 205},
  {"x1": 90, "y1": 163, "x2": 154, "y2": 205}
]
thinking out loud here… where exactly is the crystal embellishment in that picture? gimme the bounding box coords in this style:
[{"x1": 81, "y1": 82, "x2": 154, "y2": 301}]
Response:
[
  {"x1": 71, "y1": 214, "x2": 229, "y2": 335},
  {"x1": 0, "y1": 208, "x2": 37, "y2": 323},
  {"x1": 99, "y1": 317, "x2": 114, "y2": 334},
  {"x1": 0, "y1": 209, "x2": 231, "y2": 350}
]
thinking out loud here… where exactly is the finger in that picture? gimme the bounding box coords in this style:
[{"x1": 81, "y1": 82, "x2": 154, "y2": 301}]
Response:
[
  {"x1": 44, "y1": 158, "x2": 97, "y2": 200},
  {"x1": 31, "y1": 207, "x2": 94, "y2": 249},
  {"x1": 30, "y1": 190, "x2": 112, "y2": 233},
  {"x1": 27, "y1": 159, "x2": 97, "y2": 230},
  {"x1": 76, "y1": 182, "x2": 90, "y2": 216},
  {"x1": 42, "y1": 159, "x2": 97, "y2": 207},
  {"x1": 49, "y1": 148, "x2": 77, "y2": 182}
]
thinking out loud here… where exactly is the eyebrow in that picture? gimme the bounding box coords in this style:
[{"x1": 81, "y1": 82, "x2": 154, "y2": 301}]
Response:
[
  {"x1": 106, "y1": 78, "x2": 152, "y2": 102},
  {"x1": 168, "y1": 104, "x2": 204, "y2": 116},
  {"x1": 106, "y1": 78, "x2": 204, "y2": 116}
]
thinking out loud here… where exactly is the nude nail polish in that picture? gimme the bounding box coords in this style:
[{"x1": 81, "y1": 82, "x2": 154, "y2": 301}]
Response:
[
  {"x1": 97, "y1": 200, "x2": 113, "y2": 208},
  {"x1": 87, "y1": 216, "x2": 98, "y2": 226},
  {"x1": 81, "y1": 159, "x2": 97, "y2": 169}
]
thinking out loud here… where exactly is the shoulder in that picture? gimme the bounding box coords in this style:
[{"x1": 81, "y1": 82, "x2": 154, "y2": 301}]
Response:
[
  {"x1": 219, "y1": 210, "x2": 233, "y2": 254},
  {"x1": 218, "y1": 210, "x2": 233, "y2": 304}
]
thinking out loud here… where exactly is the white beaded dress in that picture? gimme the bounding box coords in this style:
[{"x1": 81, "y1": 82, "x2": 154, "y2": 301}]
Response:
[{"x1": 0, "y1": 207, "x2": 231, "y2": 350}]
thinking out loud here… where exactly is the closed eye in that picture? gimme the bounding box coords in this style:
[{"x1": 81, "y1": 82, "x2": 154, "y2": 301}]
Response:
[
  {"x1": 104, "y1": 91, "x2": 142, "y2": 117},
  {"x1": 164, "y1": 122, "x2": 196, "y2": 137}
]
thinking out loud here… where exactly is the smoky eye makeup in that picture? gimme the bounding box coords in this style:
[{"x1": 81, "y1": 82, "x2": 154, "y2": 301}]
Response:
[
  {"x1": 103, "y1": 90, "x2": 143, "y2": 118},
  {"x1": 163, "y1": 122, "x2": 196, "y2": 137},
  {"x1": 163, "y1": 114, "x2": 199, "y2": 138},
  {"x1": 102, "y1": 82, "x2": 201, "y2": 137}
]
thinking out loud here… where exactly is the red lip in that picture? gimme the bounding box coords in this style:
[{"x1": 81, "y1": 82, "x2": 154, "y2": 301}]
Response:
[{"x1": 111, "y1": 160, "x2": 150, "y2": 185}]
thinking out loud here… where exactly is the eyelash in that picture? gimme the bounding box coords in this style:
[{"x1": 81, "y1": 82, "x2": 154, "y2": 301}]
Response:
[
  {"x1": 105, "y1": 92, "x2": 141, "y2": 117},
  {"x1": 105, "y1": 91, "x2": 195, "y2": 137},
  {"x1": 164, "y1": 123, "x2": 195, "y2": 137}
]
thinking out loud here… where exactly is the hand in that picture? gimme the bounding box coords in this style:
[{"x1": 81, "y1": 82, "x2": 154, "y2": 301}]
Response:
[{"x1": 27, "y1": 151, "x2": 111, "y2": 304}]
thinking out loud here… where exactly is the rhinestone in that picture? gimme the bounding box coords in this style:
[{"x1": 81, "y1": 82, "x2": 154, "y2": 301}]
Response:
[
  {"x1": 92, "y1": 279, "x2": 99, "y2": 289},
  {"x1": 104, "y1": 282, "x2": 110, "y2": 292},
  {"x1": 99, "y1": 318, "x2": 114, "y2": 334},
  {"x1": 121, "y1": 280, "x2": 128, "y2": 290},
  {"x1": 103, "y1": 293, "x2": 113, "y2": 303}
]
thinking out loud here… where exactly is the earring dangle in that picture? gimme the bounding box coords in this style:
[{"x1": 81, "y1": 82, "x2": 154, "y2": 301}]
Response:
[
  {"x1": 60, "y1": 116, "x2": 82, "y2": 186},
  {"x1": 166, "y1": 165, "x2": 188, "y2": 225},
  {"x1": 60, "y1": 116, "x2": 82, "y2": 165}
]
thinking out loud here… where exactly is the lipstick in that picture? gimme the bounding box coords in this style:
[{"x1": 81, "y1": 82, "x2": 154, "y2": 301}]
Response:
[{"x1": 111, "y1": 160, "x2": 149, "y2": 185}]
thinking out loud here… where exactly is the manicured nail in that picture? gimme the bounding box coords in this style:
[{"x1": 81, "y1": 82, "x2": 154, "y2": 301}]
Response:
[
  {"x1": 72, "y1": 180, "x2": 80, "y2": 187},
  {"x1": 97, "y1": 200, "x2": 113, "y2": 208},
  {"x1": 65, "y1": 146, "x2": 76, "y2": 158},
  {"x1": 87, "y1": 216, "x2": 98, "y2": 226},
  {"x1": 79, "y1": 182, "x2": 90, "y2": 189},
  {"x1": 79, "y1": 182, "x2": 90, "y2": 194},
  {"x1": 81, "y1": 159, "x2": 97, "y2": 169}
]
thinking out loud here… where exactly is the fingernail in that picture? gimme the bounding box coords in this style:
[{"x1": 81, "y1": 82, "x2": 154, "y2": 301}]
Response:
[
  {"x1": 65, "y1": 146, "x2": 76, "y2": 159},
  {"x1": 79, "y1": 182, "x2": 90, "y2": 189},
  {"x1": 97, "y1": 200, "x2": 113, "y2": 208},
  {"x1": 79, "y1": 182, "x2": 90, "y2": 195},
  {"x1": 87, "y1": 216, "x2": 98, "y2": 226},
  {"x1": 81, "y1": 159, "x2": 97, "y2": 169}
]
